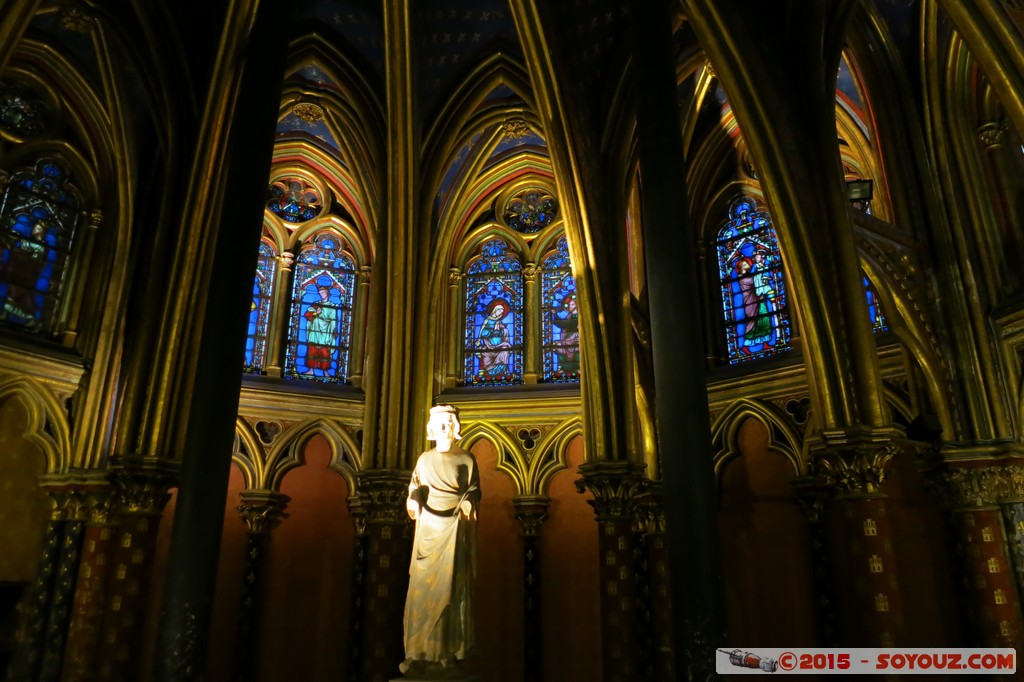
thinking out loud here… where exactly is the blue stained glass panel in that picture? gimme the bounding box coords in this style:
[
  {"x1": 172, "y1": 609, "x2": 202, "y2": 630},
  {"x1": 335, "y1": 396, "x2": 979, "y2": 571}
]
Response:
[
  {"x1": 864, "y1": 275, "x2": 888, "y2": 333},
  {"x1": 541, "y1": 236, "x2": 580, "y2": 383},
  {"x1": 0, "y1": 159, "x2": 80, "y2": 334},
  {"x1": 284, "y1": 232, "x2": 356, "y2": 383},
  {"x1": 243, "y1": 240, "x2": 277, "y2": 373},
  {"x1": 464, "y1": 238, "x2": 523, "y2": 386},
  {"x1": 715, "y1": 196, "x2": 791, "y2": 363}
]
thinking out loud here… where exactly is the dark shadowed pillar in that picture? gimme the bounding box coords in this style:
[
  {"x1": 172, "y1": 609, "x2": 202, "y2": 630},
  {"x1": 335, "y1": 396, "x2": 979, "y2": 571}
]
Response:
[
  {"x1": 150, "y1": 0, "x2": 291, "y2": 679},
  {"x1": 628, "y1": 0, "x2": 726, "y2": 676}
]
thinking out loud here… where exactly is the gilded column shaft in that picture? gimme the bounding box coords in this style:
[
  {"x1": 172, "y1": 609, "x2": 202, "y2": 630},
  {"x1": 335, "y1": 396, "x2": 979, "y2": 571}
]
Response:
[
  {"x1": 514, "y1": 496, "x2": 548, "y2": 682},
  {"x1": 264, "y1": 252, "x2": 294, "y2": 377},
  {"x1": 576, "y1": 464, "x2": 645, "y2": 682},
  {"x1": 62, "y1": 523, "x2": 115, "y2": 682},
  {"x1": 348, "y1": 266, "x2": 371, "y2": 386},
  {"x1": 351, "y1": 472, "x2": 411, "y2": 682},
  {"x1": 522, "y1": 263, "x2": 539, "y2": 384},
  {"x1": 829, "y1": 496, "x2": 904, "y2": 647},
  {"x1": 950, "y1": 508, "x2": 1022, "y2": 648},
  {"x1": 446, "y1": 268, "x2": 462, "y2": 388}
]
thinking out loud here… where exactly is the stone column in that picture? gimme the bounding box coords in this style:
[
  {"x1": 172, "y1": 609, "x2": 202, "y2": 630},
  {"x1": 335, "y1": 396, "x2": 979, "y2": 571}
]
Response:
[
  {"x1": 522, "y1": 263, "x2": 539, "y2": 384},
  {"x1": 445, "y1": 268, "x2": 462, "y2": 388},
  {"x1": 349, "y1": 471, "x2": 411, "y2": 682},
  {"x1": 939, "y1": 466, "x2": 1024, "y2": 648},
  {"x1": 347, "y1": 266, "x2": 371, "y2": 387},
  {"x1": 513, "y1": 495, "x2": 548, "y2": 682},
  {"x1": 576, "y1": 462, "x2": 645, "y2": 682},
  {"x1": 264, "y1": 251, "x2": 294, "y2": 377},
  {"x1": 1002, "y1": 464, "x2": 1024, "y2": 604},
  {"x1": 7, "y1": 485, "x2": 91, "y2": 682},
  {"x1": 634, "y1": 485, "x2": 674, "y2": 682},
  {"x1": 62, "y1": 486, "x2": 115, "y2": 682},
  {"x1": 792, "y1": 476, "x2": 838, "y2": 646},
  {"x1": 816, "y1": 444, "x2": 904, "y2": 647},
  {"x1": 95, "y1": 457, "x2": 175, "y2": 681},
  {"x1": 231, "y1": 490, "x2": 288, "y2": 681}
]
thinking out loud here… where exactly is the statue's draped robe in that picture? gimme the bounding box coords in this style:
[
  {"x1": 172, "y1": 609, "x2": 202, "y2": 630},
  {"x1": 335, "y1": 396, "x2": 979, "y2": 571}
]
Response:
[{"x1": 402, "y1": 448, "x2": 480, "y2": 668}]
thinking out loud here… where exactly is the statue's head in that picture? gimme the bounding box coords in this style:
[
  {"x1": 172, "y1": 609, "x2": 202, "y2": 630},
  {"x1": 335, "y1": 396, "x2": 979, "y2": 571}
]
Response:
[{"x1": 427, "y1": 404, "x2": 462, "y2": 443}]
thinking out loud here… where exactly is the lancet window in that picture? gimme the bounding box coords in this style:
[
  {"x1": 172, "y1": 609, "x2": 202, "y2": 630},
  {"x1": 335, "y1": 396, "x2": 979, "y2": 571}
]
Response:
[{"x1": 715, "y1": 195, "x2": 792, "y2": 364}]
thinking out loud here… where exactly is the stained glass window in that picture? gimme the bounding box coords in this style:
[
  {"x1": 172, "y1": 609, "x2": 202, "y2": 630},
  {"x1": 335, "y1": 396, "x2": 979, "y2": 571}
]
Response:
[
  {"x1": 243, "y1": 240, "x2": 277, "y2": 374},
  {"x1": 541, "y1": 236, "x2": 580, "y2": 382},
  {"x1": 267, "y1": 177, "x2": 322, "y2": 224},
  {"x1": 715, "y1": 196, "x2": 791, "y2": 363},
  {"x1": 0, "y1": 159, "x2": 81, "y2": 333},
  {"x1": 284, "y1": 231, "x2": 355, "y2": 383},
  {"x1": 503, "y1": 189, "x2": 558, "y2": 234},
  {"x1": 464, "y1": 238, "x2": 523, "y2": 385},
  {"x1": 864, "y1": 275, "x2": 888, "y2": 334}
]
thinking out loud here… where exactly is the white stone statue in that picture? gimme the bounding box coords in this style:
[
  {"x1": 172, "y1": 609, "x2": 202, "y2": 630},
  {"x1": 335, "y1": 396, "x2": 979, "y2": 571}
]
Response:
[{"x1": 399, "y1": 404, "x2": 480, "y2": 679}]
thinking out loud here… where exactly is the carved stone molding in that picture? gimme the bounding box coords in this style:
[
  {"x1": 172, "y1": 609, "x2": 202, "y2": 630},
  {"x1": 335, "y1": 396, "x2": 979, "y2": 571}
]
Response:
[
  {"x1": 978, "y1": 120, "x2": 1008, "y2": 149},
  {"x1": 58, "y1": 6, "x2": 96, "y2": 32},
  {"x1": 237, "y1": 490, "x2": 289, "y2": 534},
  {"x1": 513, "y1": 495, "x2": 549, "y2": 537},
  {"x1": 292, "y1": 101, "x2": 324, "y2": 123},
  {"x1": 349, "y1": 470, "x2": 411, "y2": 534},
  {"x1": 575, "y1": 461, "x2": 647, "y2": 520},
  {"x1": 813, "y1": 442, "x2": 899, "y2": 495},
  {"x1": 107, "y1": 456, "x2": 177, "y2": 515}
]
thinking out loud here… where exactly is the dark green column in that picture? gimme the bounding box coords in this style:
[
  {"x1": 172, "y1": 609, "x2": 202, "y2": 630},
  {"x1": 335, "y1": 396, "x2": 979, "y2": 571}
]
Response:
[{"x1": 628, "y1": 0, "x2": 726, "y2": 677}]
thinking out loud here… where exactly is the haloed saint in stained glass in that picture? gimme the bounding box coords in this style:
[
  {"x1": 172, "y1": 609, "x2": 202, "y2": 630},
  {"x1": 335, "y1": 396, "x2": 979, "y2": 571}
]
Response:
[
  {"x1": 0, "y1": 159, "x2": 81, "y2": 333},
  {"x1": 285, "y1": 231, "x2": 355, "y2": 383},
  {"x1": 541, "y1": 236, "x2": 580, "y2": 383},
  {"x1": 863, "y1": 275, "x2": 888, "y2": 333},
  {"x1": 243, "y1": 240, "x2": 277, "y2": 374},
  {"x1": 464, "y1": 238, "x2": 523, "y2": 386},
  {"x1": 716, "y1": 196, "x2": 791, "y2": 363}
]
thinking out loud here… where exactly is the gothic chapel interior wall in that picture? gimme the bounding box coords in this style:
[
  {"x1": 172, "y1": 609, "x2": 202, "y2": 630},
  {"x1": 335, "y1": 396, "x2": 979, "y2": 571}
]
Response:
[{"x1": 4, "y1": 1, "x2": 1024, "y2": 682}]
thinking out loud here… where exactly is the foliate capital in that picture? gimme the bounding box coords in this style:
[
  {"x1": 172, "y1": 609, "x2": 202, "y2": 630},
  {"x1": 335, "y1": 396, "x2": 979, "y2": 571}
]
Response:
[
  {"x1": 350, "y1": 470, "x2": 412, "y2": 532},
  {"x1": 936, "y1": 466, "x2": 1009, "y2": 509},
  {"x1": 575, "y1": 461, "x2": 647, "y2": 520},
  {"x1": 237, "y1": 490, "x2": 290, "y2": 534},
  {"x1": 40, "y1": 473, "x2": 113, "y2": 523},
  {"x1": 513, "y1": 495, "x2": 549, "y2": 537},
  {"x1": 108, "y1": 456, "x2": 177, "y2": 515},
  {"x1": 813, "y1": 442, "x2": 899, "y2": 495}
]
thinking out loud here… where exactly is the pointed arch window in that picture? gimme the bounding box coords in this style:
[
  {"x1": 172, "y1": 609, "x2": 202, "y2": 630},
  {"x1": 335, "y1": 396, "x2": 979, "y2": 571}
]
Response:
[
  {"x1": 0, "y1": 159, "x2": 81, "y2": 334},
  {"x1": 284, "y1": 230, "x2": 356, "y2": 383},
  {"x1": 541, "y1": 236, "x2": 580, "y2": 382},
  {"x1": 464, "y1": 237, "x2": 523, "y2": 386},
  {"x1": 243, "y1": 239, "x2": 278, "y2": 373},
  {"x1": 715, "y1": 196, "x2": 791, "y2": 363}
]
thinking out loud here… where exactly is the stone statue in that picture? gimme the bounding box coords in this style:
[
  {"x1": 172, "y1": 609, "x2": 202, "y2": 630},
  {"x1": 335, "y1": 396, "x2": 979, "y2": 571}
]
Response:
[{"x1": 398, "y1": 404, "x2": 480, "y2": 679}]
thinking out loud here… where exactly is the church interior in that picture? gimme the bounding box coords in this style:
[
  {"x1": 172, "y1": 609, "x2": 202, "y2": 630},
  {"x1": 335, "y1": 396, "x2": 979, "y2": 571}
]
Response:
[{"x1": 2, "y1": 0, "x2": 1024, "y2": 680}]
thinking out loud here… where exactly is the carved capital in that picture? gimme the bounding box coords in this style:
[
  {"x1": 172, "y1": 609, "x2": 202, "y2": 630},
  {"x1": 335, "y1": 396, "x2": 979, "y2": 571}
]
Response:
[
  {"x1": 357, "y1": 265, "x2": 372, "y2": 284},
  {"x1": 85, "y1": 208, "x2": 102, "y2": 230},
  {"x1": 935, "y1": 466, "x2": 1009, "y2": 508},
  {"x1": 59, "y1": 6, "x2": 96, "y2": 32},
  {"x1": 1004, "y1": 465, "x2": 1024, "y2": 501},
  {"x1": 237, "y1": 490, "x2": 289, "y2": 534},
  {"x1": 513, "y1": 495, "x2": 549, "y2": 537},
  {"x1": 108, "y1": 456, "x2": 177, "y2": 515},
  {"x1": 350, "y1": 470, "x2": 411, "y2": 533},
  {"x1": 632, "y1": 484, "x2": 666, "y2": 534},
  {"x1": 448, "y1": 268, "x2": 462, "y2": 286},
  {"x1": 791, "y1": 475, "x2": 832, "y2": 523},
  {"x1": 40, "y1": 473, "x2": 113, "y2": 523},
  {"x1": 575, "y1": 461, "x2": 646, "y2": 520},
  {"x1": 278, "y1": 251, "x2": 295, "y2": 270},
  {"x1": 813, "y1": 442, "x2": 898, "y2": 495},
  {"x1": 522, "y1": 263, "x2": 538, "y2": 282}
]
